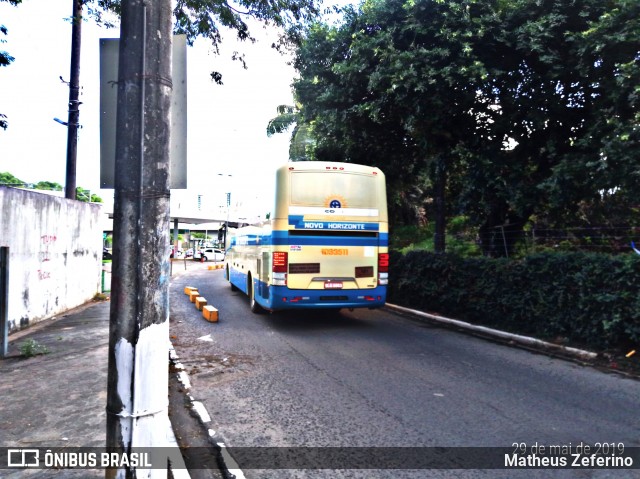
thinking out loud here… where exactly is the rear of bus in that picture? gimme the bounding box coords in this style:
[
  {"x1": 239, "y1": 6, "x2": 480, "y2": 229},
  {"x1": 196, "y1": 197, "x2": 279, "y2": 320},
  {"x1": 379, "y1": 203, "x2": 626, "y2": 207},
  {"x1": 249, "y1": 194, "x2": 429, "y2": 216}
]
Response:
[{"x1": 270, "y1": 161, "x2": 388, "y2": 310}]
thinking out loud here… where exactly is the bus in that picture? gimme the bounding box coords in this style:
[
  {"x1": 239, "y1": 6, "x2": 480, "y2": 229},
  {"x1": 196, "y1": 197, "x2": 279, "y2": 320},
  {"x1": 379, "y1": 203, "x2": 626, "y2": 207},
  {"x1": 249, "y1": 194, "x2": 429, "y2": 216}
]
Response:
[{"x1": 224, "y1": 161, "x2": 389, "y2": 313}]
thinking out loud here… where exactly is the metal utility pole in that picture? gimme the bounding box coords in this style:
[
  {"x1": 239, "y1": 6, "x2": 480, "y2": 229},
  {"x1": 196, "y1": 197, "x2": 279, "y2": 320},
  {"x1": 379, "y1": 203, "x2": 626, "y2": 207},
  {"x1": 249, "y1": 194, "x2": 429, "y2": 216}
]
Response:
[
  {"x1": 225, "y1": 192, "x2": 230, "y2": 249},
  {"x1": 0, "y1": 247, "x2": 8, "y2": 358},
  {"x1": 106, "y1": 0, "x2": 173, "y2": 477},
  {"x1": 65, "y1": 0, "x2": 82, "y2": 200}
]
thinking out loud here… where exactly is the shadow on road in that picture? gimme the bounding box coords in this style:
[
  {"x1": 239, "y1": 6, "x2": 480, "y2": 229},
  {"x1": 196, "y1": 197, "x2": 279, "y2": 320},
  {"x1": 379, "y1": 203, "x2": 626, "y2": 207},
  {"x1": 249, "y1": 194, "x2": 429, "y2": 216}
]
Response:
[{"x1": 262, "y1": 308, "x2": 379, "y2": 334}]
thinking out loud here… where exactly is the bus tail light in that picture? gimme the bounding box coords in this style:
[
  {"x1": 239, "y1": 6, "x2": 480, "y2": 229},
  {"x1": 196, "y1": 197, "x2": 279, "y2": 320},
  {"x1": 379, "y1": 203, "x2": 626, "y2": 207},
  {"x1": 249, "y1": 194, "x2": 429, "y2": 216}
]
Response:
[
  {"x1": 273, "y1": 252, "x2": 288, "y2": 286},
  {"x1": 378, "y1": 253, "x2": 389, "y2": 285}
]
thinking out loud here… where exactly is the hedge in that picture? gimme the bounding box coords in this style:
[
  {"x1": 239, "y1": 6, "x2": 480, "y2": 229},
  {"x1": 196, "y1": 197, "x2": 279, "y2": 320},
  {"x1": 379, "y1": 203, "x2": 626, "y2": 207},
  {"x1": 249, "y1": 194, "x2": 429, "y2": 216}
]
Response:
[{"x1": 387, "y1": 250, "x2": 640, "y2": 350}]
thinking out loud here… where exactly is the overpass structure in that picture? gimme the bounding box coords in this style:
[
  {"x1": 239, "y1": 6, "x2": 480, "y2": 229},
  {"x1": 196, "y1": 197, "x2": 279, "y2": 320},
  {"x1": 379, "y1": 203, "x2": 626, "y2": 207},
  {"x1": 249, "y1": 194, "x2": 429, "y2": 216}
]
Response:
[{"x1": 101, "y1": 190, "x2": 262, "y2": 246}]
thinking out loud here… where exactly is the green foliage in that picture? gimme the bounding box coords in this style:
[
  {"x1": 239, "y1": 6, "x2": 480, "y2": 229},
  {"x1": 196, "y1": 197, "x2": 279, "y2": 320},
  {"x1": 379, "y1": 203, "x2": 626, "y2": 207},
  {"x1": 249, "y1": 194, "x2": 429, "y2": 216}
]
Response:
[
  {"x1": 1, "y1": 10, "x2": 18, "y2": 130},
  {"x1": 1, "y1": 173, "x2": 103, "y2": 203},
  {"x1": 388, "y1": 250, "x2": 640, "y2": 350},
  {"x1": 266, "y1": 105, "x2": 298, "y2": 137},
  {"x1": 391, "y1": 217, "x2": 481, "y2": 256},
  {"x1": 0, "y1": 171, "x2": 23, "y2": 186},
  {"x1": 291, "y1": 0, "x2": 639, "y2": 253},
  {"x1": 0, "y1": 24, "x2": 14, "y2": 68},
  {"x1": 34, "y1": 181, "x2": 63, "y2": 191},
  {"x1": 266, "y1": 105, "x2": 318, "y2": 161},
  {"x1": 390, "y1": 225, "x2": 433, "y2": 251},
  {"x1": 19, "y1": 339, "x2": 49, "y2": 358},
  {"x1": 76, "y1": 188, "x2": 103, "y2": 203}
]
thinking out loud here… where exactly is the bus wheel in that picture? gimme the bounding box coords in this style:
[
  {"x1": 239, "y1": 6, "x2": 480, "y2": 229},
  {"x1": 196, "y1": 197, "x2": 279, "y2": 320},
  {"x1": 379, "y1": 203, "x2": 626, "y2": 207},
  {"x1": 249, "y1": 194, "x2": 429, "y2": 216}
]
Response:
[{"x1": 248, "y1": 275, "x2": 264, "y2": 314}]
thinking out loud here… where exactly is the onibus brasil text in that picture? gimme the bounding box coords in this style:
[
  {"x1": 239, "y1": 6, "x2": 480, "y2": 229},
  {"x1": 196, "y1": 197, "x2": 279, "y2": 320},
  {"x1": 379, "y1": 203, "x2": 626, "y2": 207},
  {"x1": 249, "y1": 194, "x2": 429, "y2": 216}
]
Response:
[{"x1": 35, "y1": 450, "x2": 151, "y2": 468}]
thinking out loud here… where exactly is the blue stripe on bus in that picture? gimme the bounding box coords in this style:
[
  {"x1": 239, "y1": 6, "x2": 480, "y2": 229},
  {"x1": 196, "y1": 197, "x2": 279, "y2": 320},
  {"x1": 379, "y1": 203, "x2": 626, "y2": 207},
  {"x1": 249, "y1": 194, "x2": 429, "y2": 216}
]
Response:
[
  {"x1": 273, "y1": 231, "x2": 388, "y2": 247},
  {"x1": 264, "y1": 284, "x2": 387, "y2": 310},
  {"x1": 231, "y1": 232, "x2": 389, "y2": 248},
  {"x1": 272, "y1": 237, "x2": 386, "y2": 247},
  {"x1": 229, "y1": 267, "x2": 386, "y2": 311}
]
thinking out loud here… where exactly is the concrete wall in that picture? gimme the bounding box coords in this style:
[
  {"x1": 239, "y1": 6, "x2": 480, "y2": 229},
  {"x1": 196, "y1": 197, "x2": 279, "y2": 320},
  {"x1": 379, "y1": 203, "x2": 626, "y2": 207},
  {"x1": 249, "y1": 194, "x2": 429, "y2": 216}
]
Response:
[{"x1": 0, "y1": 187, "x2": 103, "y2": 333}]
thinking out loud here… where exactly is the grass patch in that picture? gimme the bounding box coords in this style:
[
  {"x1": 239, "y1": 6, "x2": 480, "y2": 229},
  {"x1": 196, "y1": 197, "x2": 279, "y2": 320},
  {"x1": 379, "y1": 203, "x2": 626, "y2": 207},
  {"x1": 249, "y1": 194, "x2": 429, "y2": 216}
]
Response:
[{"x1": 19, "y1": 339, "x2": 49, "y2": 358}]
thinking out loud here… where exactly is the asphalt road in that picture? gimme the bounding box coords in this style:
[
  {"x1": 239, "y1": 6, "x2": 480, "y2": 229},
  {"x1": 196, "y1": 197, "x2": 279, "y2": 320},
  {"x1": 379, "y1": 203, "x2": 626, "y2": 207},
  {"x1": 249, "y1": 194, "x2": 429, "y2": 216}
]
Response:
[{"x1": 169, "y1": 262, "x2": 640, "y2": 479}]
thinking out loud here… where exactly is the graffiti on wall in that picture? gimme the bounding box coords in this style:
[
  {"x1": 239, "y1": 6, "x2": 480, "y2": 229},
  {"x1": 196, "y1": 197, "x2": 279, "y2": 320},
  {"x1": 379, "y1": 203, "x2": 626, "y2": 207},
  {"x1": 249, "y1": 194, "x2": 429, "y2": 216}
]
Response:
[{"x1": 37, "y1": 234, "x2": 57, "y2": 280}]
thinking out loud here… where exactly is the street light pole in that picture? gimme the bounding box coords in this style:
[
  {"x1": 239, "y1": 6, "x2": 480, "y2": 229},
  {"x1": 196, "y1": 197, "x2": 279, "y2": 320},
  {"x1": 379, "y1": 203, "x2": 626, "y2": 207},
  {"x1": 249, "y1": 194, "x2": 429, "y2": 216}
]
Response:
[
  {"x1": 217, "y1": 173, "x2": 233, "y2": 249},
  {"x1": 65, "y1": 0, "x2": 82, "y2": 200},
  {"x1": 225, "y1": 191, "x2": 231, "y2": 249}
]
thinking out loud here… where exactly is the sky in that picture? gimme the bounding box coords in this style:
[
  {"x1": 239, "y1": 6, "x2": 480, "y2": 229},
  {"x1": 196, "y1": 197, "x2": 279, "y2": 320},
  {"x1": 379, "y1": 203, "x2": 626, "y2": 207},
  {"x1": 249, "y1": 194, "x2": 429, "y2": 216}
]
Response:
[{"x1": 0, "y1": 0, "x2": 308, "y2": 219}]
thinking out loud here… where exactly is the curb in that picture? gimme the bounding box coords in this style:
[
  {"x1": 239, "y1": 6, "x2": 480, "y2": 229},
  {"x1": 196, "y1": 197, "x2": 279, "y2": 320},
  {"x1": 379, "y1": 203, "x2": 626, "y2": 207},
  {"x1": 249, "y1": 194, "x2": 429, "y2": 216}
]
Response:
[
  {"x1": 384, "y1": 303, "x2": 598, "y2": 361},
  {"x1": 169, "y1": 344, "x2": 247, "y2": 479}
]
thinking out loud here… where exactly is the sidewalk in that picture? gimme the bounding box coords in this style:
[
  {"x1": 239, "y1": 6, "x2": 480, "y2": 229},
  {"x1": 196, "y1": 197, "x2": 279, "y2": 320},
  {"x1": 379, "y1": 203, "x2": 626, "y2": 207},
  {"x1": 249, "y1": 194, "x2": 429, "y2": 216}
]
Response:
[{"x1": 0, "y1": 299, "x2": 189, "y2": 478}]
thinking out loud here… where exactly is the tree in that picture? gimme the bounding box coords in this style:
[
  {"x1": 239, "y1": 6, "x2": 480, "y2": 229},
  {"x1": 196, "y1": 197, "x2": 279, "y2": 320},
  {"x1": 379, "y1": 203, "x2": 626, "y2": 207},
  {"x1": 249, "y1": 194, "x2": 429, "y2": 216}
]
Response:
[
  {"x1": 266, "y1": 104, "x2": 316, "y2": 161},
  {"x1": 0, "y1": 25, "x2": 13, "y2": 130},
  {"x1": 461, "y1": 0, "x2": 640, "y2": 250},
  {"x1": 292, "y1": 0, "x2": 493, "y2": 251},
  {"x1": 290, "y1": 0, "x2": 639, "y2": 255},
  {"x1": 0, "y1": 171, "x2": 23, "y2": 186},
  {"x1": 34, "y1": 181, "x2": 63, "y2": 191},
  {"x1": 449, "y1": 0, "x2": 612, "y2": 252},
  {"x1": 76, "y1": 187, "x2": 102, "y2": 203},
  {"x1": 1, "y1": 0, "x2": 21, "y2": 130},
  {"x1": 0, "y1": 25, "x2": 12, "y2": 67},
  {"x1": 288, "y1": 8, "x2": 417, "y2": 221},
  {"x1": 570, "y1": 0, "x2": 640, "y2": 214},
  {"x1": 267, "y1": 104, "x2": 298, "y2": 137}
]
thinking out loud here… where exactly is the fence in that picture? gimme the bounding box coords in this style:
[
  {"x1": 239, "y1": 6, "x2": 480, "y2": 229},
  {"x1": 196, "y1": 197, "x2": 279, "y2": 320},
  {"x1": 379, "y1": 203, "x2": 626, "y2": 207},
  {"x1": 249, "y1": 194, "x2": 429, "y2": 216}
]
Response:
[{"x1": 455, "y1": 225, "x2": 640, "y2": 257}]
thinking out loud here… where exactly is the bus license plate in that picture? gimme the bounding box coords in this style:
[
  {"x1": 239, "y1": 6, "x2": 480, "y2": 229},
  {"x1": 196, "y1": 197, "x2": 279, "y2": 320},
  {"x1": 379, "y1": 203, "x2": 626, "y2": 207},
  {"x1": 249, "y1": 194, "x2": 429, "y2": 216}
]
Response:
[{"x1": 324, "y1": 281, "x2": 343, "y2": 289}]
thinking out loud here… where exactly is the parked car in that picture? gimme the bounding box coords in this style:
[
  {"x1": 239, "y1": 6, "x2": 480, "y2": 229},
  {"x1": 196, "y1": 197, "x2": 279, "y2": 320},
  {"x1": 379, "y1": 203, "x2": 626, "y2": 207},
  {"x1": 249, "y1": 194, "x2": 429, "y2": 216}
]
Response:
[
  {"x1": 193, "y1": 248, "x2": 224, "y2": 262},
  {"x1": 170, "y1": 249, "x2": 185, "y2": 259}
]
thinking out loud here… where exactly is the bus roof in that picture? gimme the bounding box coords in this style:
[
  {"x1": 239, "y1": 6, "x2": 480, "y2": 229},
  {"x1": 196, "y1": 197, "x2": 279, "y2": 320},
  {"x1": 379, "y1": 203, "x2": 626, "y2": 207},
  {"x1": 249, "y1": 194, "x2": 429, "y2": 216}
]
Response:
[
  {"x1": 273, "y1": 161, "x2": 388, "y2": 222},
  {"x1": 277, "y1": 161, "x2": 385, "y2": 177}
]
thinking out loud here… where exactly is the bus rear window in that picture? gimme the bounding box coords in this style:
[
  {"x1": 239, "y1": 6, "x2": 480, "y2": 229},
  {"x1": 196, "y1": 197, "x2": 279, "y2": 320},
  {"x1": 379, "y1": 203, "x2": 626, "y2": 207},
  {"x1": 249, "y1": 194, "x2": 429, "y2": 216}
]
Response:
[{"x1": 290, "y1": 172, "x2": 378, "y2": 208}]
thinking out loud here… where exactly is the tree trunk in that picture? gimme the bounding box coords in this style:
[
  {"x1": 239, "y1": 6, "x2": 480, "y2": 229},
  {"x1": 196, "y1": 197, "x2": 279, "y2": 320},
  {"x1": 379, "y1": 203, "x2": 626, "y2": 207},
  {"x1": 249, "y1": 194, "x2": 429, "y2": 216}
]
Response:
[{"x1": 433, "y1": 155, "x2": 447, "y2": 253}]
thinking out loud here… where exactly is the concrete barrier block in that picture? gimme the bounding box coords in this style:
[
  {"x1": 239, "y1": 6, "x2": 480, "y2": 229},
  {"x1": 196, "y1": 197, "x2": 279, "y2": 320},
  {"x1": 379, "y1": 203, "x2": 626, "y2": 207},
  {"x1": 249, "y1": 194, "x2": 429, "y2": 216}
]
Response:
[
  {"x1": 202, "y1": 305, "x2": 219, "y2": 322},
  {"x1": 184, "y1": 286, "x2": 198, "y2": 295},
  {"x1": 195, "y1": 296, "x2": 207, "y2": 311},
  {"x1": 189, "y1": 290, "x2": 200, "y2": 303}
]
